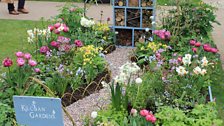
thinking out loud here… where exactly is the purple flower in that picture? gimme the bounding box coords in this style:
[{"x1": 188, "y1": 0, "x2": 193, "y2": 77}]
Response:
[{"x1": 57, "y1": 36, "x2": 71, "y2": 44}]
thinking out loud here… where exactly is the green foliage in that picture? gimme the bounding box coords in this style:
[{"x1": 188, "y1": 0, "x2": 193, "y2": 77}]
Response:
[
  {"x1": 0, "y1": 103, "x2": 16, "y2": 126},
  {"x1": 110, "y1": 82, "x2": 128, "y2": 111},
  {"x1": 127, "y1": 71, "x2": 164, "y2": 110},
  {"x1": 123, "y1": 115, "x2": 154, "y2": 126},
  {"x1": 162, "y1": 1, "x2": 219, "y2": 39},
  {"x1": 155, "y1": 103, "x2": 223, "y2": 126},
  {"x1": 95, "y1": 107, "x2": 127, "y2": 126}
]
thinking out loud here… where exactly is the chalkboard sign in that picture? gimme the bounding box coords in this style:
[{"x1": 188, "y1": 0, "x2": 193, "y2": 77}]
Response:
[{"x1": 13, "y1": 96, "x2": 64, "y2": 126}]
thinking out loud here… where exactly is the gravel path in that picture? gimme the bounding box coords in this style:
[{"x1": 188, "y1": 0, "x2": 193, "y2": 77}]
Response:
[{"x1": 63, "y1": 47, "x2": 134, "y2": 126}]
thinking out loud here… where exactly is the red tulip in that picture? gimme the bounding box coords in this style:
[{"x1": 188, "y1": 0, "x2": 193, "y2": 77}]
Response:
[
  {"x1": 195, "y1": 42, "x2": 201, "y2": 47},
  {"x1": 2, "y1": 57, "x2": 13, "y2": 67},
  {"x1": 48, "y1": 25, "x2": 54, "y2": 32}
]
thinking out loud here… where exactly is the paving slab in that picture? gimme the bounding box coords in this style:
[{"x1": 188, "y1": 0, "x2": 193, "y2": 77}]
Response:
[
  {"x1": 203, "y1": 0, "x2": 224, "y2": 68},
  {"x1": 0, "y1": 1, "x2": 113, "y2": 23}
]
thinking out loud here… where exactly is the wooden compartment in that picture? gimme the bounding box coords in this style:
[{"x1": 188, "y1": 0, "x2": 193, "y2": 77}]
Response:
[
  {"x1": 127, "y1": 9, "x2": 140, "y2": 27},
  {"x1": 116, "y1": 29, "x2": 132, "y2": 46},
  {"x1": 115, "y1": 9, "x2": 125, "y2": 26},
  {"x1": 142, "y1": 9, "x2": 153, "y2": 27},
  {"x1": 128, "y1": 0, "x2": 139, "y2": 7},
  {"x1": 115, "y1": 0, "x2": 126, "y2": 6},
  {"x1": 141, "y1": 0, "x2": 153, "y2": 7}
]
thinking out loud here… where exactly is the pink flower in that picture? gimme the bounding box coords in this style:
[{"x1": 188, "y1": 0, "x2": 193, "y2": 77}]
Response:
[
  {"x1": 74, "y1": 40, "x2": 83, "y2": 47},
  {"x1": 63, "y1": 27, "x2": 69, "y2": 32},
  {"x1": 58, "y1": 44, "x2": 71, "y2": 52},
  {"x1": 145, "y1": 113, "x2": 156, "y2": 123},
  {"x1": 210, "y1": 48, "x2": 218, "y2": 53},
  {"x1": 195, "y1": 42, "x2": 201, "y2": 47},
  {"x1": 54, "y1": 23, "x2": 61, "y2": 29},
  {"x1": 203, "y1": 44, "x2": 211, "y2": 52},
  {"x1": 28, "y1": 60, "x2": 37, "y2": 67},
  {"x1": 34, "y1": 68, "x2": 40, "y2": 73},
  {"x1": 15, "y1": 51, "x2": 24, "y2": 57},
  {"x1": 40, "y1": 46, "x2": 50, "y2": 54},
  {"x1": 164, "y1": 31, "x2": 171, "y2": 39},
  {"x1": 24, "y1": 53, "x2": 32, "y2": 60},
  {"x1": 177, "y1": 56, "x2": 182, "y2": 62},
  {"x1": 69, "y1": 7, "x2": 76, "y2": 12},
  {"x1": 192, "y1": 48, "x2": 197, "y2": 53},
  {"x1": 140, "y1": 109, "x2": 149, "y2": 117},
  {"x1": 189, "y1": 40, "x2": 196, "y2": 46},
  {"x1": 16, "y1": 58, "x2": 25, "y2": 67},
  {"x1": 48, "y1": 25, "x2": 54, "y2": 32},
  {"x1": 2, "y1": 57, "x2": 13, "y2": 67},
  {"x1": 156, "y1": 53, "x2": 161, "y2": 59},
  {"x1": 130, "y1": 108, "x2": 137, "y2": 116},
  {"x1": 50, "y1": 41, "x2": 59, "y2": 48},
  {"x1": 54, "y1": 29, "x2": 60, "y2": 34}
]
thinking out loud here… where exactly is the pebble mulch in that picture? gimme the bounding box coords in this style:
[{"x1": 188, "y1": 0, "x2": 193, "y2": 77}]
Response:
[{"x1": 63, "y1": 47, "x2": 134, "y2": 126}]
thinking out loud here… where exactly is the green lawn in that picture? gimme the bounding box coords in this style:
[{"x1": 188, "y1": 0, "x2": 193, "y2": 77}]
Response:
[{"x1": 0, "y1": 19, "x2": 47, "y2": 62}]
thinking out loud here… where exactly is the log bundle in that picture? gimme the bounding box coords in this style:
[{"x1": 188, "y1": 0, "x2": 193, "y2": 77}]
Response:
[
  {"x1": 115, "y1": 9, "x2": 125, "y2": 26},
  {"x1": 141, "y1": 0, "x2": 153, "y2": 7}
]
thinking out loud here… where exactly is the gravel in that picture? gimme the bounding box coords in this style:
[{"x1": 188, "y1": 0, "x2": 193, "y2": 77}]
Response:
[{"x1": 63, "y1": 47, "x2": 134, "y2": 126}]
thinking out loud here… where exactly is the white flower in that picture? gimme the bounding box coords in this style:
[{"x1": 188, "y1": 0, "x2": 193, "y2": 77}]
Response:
[
  {"x1": 80, "y1": 17, "x2": 95, "y2": 27},
  {"x1": 176, "y1": 66, "x2": 188, "y2": 76},
  {"x1": 182, "y1": 54, "x2": 192, "y2": 66},
  {"x1": 150, "y1": 16, "x2": 154, "y2": 20},
  {"x1": 91, "y1": 111, "x2": 98, "y2": 119},
  {"x1": 145, "y1": 28, "x2": 150, "y2": 32},
  {"x1": 115, "y1": 31, "x2": 119, "y2": 34},
  {"x1": 151, "y1": 21, "x2": 156, "y2": 25},
  {"x1": 201, "y1": 57, "x2": 208, "y2": 67},
  {"x1": 135, "y1": 78, "x2": 142, "y2": 84},
  {"x1": 200, "y1": 69, "x2": 207, "y2": 75},
  {"x1": 193, "y1": 66, "x2": 202, "y2": 75},
  {"x1": 57, "y1": 25, "x2": 64, "y2": 31},
  {"x1": 101, "y1": 81, "x2": 108, "y2": 88}
]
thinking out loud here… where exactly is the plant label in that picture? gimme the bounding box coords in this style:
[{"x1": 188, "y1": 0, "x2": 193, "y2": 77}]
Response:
[{"x1": 13, "y1": 96, "x2": 64, "y2": 126}]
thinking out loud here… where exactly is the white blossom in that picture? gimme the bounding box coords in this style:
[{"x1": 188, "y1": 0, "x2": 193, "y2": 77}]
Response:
[{"x1": 91, "y1": 111, "x2": 97, "y2": 119}]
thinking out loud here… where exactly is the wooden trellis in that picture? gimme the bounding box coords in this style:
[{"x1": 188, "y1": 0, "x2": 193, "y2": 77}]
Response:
[{"x1": 112, "y1": 0, "x2": 156, "y2": 46}]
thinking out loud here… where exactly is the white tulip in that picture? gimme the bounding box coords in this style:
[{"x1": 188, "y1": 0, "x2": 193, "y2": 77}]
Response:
[{"x1": 91, "y1": 111, "x2": 97, "y2": 119}]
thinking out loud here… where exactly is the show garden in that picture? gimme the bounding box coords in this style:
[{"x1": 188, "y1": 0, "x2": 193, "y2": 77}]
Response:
[{"x1": 0, "y1": 0, "x2": 224, "y2": 126}]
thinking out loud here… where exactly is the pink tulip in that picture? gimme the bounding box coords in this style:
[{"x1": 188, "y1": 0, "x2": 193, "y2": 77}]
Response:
[
  {"x1": 177, "y1": 56, "x2": 182, "y2": 62},
  {"x1": 15, "y1": 51, "x2": 24, "y2": 57},
  {"x1": 48, "y1": 25, "x2": 54, "y2": 32},
  {"x1": 195, "y1": 42, "x2": 201, "y2": 47},
  {"x1": 34, "y1": 68, "x2": 40, "y2": 73},
  {"x1": 54, "y1": 23, "x2": 61, "y2": 29},
  {"x1": 54, "y1": 29, "x2": 60, "y2": 34},
  {"x1": 189, "y1": 40, "x2": 196, "y2": 46},
  {"x1": 204, "y1": 46, "x2": 211, "y2": 52},
  {"x1": 2, "y1": 57, "x2": 13, "y2": 67},
  {"x1": 50, "y1": 41, "x2": 59, "y2": 48},
  {"x1": 24, "y1": 53, "x2": 32, "y2": 60},
  {"x1": 28, "y1": 60, "x2": 37, "y2": 67},
  {"x1": 203, "y1": 44, "x2": 211, "y2": 48},
  {"x1": 40, "y1": 46, "x2": 50, "y2": 54},
  {"x1": 16, "y1": 58, "x2": 25, "y2": 67},
  {"x1": 74, "y1": 40, "x2": 83, "y2": 47},
  {"x1": 140, "y1": 109, "x2": 149, "y2": 117},
  {"x1": 192, "y1": 48, "x2": 197, "y2": 53},
  {"x1": 150, "y1": 116, "x2": 157, "y2": 123},
  {"x1": 210, "y1": 48, "x2": 218, "y2": 53},
  {"x1": 63, "y1": 27, "x2": 69, "y2": 32}
]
